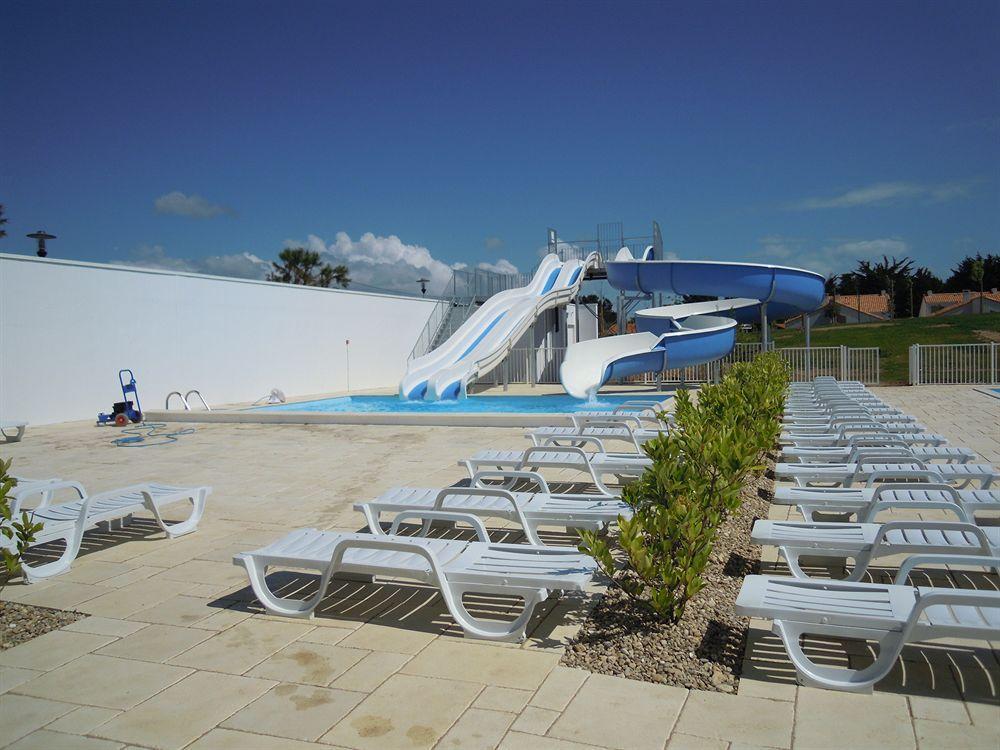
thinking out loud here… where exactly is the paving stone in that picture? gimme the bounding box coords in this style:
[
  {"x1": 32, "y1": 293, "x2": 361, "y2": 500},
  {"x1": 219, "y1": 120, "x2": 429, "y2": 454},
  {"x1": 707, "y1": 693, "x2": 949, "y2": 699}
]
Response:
[
  {"x1": 402, "y1": 639, "x2": 559, "y2": 690},
  {"x1": 93, "y1": 670, "x2": 274, "y2": 749},
  {"x1": 222, "y1": 682, "x2": 364, "y2": 741},
  {"x1": 0, "y1": 630, "x2": 116, "y2": 672},
  {"x1": 794, "y1": 686, "x2": 915, "y2": 749},
  {"x1": 168, "y1": 618, "x2": 314, "y2": 674},
  {"x1": 61, "y1": 617, "x2": 147, "y2": 638},
  {"x1": 4, "y1": 729, "x2": 123, "y2": 750},
  {"x1": 45, "y1": 706, "x2": 121, "y2": 735},
  {"x1": 511, "y1": 706, "x2": 560, "y2": 735},
  {"x1": 96, "y1": 624, "x2": 213, "y2": 662},
  {"x1": 14, "y1": 654, "x2": 192, "y2": 709},
  {"x1": 549, "y1": 673, "x2": 686, "y2": 750},
  {"x1": 499, "y1": 732, "x2": 604, "y2": 749},
  {"x1": 666, "y1": 735, "x2": 728, "y2": 750},
  {"x1": 74, "y1": 577, "x2": 191, "y2": 619},
  {"x1": 0, "y1": 694, "x2": 77, "y2": 745},
  {"x1": 676, "y1": 689, "x2": 795, "y2": 748},
  {"x1": 331, "y1": 651, "x2": 411, "y2": 693},
  {"x1": 246, "y1": 641, "x2": 368, "y2": 685},
  {"x1": 475, "y1": 685, "x2": 533, "y2": 713},
  {"x1": 320, "y1": 673, "x2": 481, "y2": 749},
  {"x1": 185, "y1": 728, "x2": 325, "y2": 749},
  {"x1": 436, "y1": 707, "x2": 515, "y2": 750},
  {"x1": 913, "y1": 718, "x2": 999, "y2": 749},
  {"x1": 908, "y1": 693, "x2": 971, "y2": 724},
  {"x1": 529, "y1": 666, "x2": 588, "y2": 712},
  {"x1": 8, "y1": 581, "x2": 105, "y2": 610},
  {"x1": 297, "y1": 626, "x2": 356, "y2": 645},
  {"x1": 337, "y1": 622, "x2": 437, "y2": 654},
  {"x1": 0, "y1": 666, "x2": 42, "y2": 694}
]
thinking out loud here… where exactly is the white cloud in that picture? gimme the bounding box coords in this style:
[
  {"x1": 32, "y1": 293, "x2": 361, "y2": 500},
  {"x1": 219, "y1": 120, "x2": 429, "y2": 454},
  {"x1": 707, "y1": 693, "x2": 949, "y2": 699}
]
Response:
[
  {"x1": 788, "y1": 180, "x2": 976, "y2": 210},
  {"x1": 754, "y1": 235, "x2": 911, "y2": 277},
  {"x1": 484, "y1": 236, "x2": 504, "y2": 250},
  {"x1": 154, "y1": 191, "x2": 235, "y2": 219},
  {"x1": 477, "y1": 259, "x2": 518, "y2": 274},
  {"x1": 289, "y1": 231, "x2": 518, "y2": 295},
  {"x1": 118, "y1": 244, "x2": 269, "y2": 279}
]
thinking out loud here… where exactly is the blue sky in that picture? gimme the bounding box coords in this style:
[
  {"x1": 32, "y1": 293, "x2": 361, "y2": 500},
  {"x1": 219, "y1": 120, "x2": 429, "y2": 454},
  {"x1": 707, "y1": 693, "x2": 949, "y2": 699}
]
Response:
[{"x1": 2, "y1": 0, "x2": 997, "y2": 294}]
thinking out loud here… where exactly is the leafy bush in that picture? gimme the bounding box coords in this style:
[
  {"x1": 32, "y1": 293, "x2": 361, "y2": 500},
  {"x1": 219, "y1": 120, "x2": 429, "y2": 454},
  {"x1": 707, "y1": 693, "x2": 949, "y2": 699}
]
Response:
[
  {"x1": 0, "y1": 458, "x2": 44, "y2": 595},
  {"x1": 579, "y1": 353, "x2": 789, "y2": 621}
]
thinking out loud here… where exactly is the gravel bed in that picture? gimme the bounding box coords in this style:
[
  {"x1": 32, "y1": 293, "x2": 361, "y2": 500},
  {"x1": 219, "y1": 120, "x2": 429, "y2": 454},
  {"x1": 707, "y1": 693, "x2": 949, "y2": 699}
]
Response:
[
  {"x1": 561, "y1": 455, "x2": 775, "y2": 693},
  {"x1": 0, "y1": 601, "x2": 86, "y2": 650}
]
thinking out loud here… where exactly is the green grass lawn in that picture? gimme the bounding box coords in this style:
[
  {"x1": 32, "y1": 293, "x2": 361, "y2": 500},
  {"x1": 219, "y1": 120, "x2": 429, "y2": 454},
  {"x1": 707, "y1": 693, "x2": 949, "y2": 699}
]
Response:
[{"x1": 745, "y1": 313, "x2": 1000, "y2": 384}]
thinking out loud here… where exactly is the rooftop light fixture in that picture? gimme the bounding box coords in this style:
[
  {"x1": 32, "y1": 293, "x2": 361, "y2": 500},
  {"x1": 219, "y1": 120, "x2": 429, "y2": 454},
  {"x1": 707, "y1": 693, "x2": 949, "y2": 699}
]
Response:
[
  {"x1": 27, "y1": 230, "x2": 56, "y2": 258},
  {"x1": 416, "y1": 277, "x2": 430, "y2": 295}
]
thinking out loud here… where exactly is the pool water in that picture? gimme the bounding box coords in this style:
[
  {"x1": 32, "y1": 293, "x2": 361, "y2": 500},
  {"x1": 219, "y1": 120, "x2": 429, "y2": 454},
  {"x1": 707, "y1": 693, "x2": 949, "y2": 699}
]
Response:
[{"x1": 252, "y1": 394, "x2": 659, "y2": 414}]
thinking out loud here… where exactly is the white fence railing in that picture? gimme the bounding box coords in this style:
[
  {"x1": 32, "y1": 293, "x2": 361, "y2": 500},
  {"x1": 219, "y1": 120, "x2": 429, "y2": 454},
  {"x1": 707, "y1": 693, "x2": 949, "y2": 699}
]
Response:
[
  {"x1": 909, "y1": 343, "x2": 999, "y2": 385},
  {"x1": 483, "y1": 343, "x2": 880, "y2": 387}
]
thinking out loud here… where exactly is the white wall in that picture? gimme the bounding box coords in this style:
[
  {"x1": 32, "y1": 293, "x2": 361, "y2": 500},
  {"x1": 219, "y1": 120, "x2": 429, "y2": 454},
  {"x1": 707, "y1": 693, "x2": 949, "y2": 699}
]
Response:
[{"x1": 0, "y1": 254, "x2": 439, "y2": 424}]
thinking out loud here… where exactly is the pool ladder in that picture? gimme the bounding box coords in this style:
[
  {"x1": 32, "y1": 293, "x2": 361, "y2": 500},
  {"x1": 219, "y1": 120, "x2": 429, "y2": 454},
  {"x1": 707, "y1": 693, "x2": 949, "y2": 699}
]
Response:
[{"x1": 165, "y1": 389, "x2": 212, "y2": 411}]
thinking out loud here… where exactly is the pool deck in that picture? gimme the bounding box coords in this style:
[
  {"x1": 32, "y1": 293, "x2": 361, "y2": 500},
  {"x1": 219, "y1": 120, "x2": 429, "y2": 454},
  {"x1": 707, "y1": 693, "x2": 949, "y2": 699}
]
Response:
[{"x1": 1, "y1": 385, "x2": 997, "y2": 750}]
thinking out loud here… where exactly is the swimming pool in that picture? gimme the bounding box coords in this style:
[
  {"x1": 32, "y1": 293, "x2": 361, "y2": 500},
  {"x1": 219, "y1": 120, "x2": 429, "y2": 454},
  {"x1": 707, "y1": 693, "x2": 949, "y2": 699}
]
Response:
[{"x1": 251, "y1": 393, "x2": 658, "y2": 414}]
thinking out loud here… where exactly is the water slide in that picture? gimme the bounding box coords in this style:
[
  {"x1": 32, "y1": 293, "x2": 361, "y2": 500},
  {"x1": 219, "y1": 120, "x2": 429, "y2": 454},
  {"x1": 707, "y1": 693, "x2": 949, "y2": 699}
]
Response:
[
  {"x1": 560, "y1": 249, "x2": 825, "y2": 398},
  {"x1": 401, "y1": 253, "x2": 598, "y2": 400}
]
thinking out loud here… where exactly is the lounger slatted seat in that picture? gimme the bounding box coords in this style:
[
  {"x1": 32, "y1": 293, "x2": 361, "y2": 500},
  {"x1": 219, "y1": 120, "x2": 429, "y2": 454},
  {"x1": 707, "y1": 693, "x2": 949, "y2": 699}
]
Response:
[
  {"x1": 4, "y1": 482, "x2": 210, "y2": 582},
  {"x1": 782, "y1": 445, "x2": 975, "y2": 463},
  {"x1": 234, "y1": 521, "x2": 598, "y2": 642},
  {"x1": 775, "y1": 459, "x2": 998, "y2": 489},
  {"x1": 527, "y1": 421, "x2": 666, "y2": 451},
  {"x1": 752, "y1": 519, "x2": 1000, "y2": 580},
  {"x1": 782, "y1": 421, "x2": 925, "y2": 437},
  {"x1": 782, "y1": 431, "x2": 945, "y2": 448},
  {"x1": 461, "y1": 443, "x2": 650, "y2": 495},
  {"x1": 736, "y1": 560, "x2": 1000, "y2": 692},
  {"x1": 772, "y1": 482, "x2": 1000, "y2": 522},
  {"x1": 354, "y1": 484, "x2": 630, "y2": 544}
]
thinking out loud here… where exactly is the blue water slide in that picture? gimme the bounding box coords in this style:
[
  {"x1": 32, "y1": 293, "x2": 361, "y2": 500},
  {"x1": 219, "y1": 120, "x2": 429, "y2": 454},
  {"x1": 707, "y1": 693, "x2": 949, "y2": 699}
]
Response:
[{"x1": 559, "y1": 251, "x2": 824, "y2": 398}]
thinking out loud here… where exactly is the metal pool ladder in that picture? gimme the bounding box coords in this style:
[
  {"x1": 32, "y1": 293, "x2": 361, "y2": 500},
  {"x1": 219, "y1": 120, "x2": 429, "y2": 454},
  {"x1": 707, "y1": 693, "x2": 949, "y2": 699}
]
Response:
[{"x1": 165, "y1": 389, "x2": 212, "y2": 411}]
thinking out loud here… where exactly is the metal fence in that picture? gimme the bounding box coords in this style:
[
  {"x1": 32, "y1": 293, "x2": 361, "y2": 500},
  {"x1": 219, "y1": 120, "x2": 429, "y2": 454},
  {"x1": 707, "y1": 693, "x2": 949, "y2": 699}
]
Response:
[
  {"x1": 483, "y1": 343, "x2": 881, "y2": 387},
  {"x1": 909, "y1": 343, "x2": 999, "y2": 385}
]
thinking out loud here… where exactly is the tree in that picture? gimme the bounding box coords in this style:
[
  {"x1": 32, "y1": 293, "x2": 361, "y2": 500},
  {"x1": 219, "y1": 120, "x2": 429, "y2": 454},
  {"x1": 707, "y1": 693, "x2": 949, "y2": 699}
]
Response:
[
  {"x1": 0, "y1": 204, "x2": 7, "y2": 239},
  {"x1": 944, "y1": 253, "x2": 999, "y2": 293},
  {"x1": 970, "y1": 258, "x2": 985, "y2": 314},
  {"x1": 578, "y1": 293, "x2": 617, "y2": 334},
  {"x1": 834, "y1": 255, "x2": 942, "y2": 318},
  {"x1": 267, "y1": 247, "x2": 350, "y2": 288}
]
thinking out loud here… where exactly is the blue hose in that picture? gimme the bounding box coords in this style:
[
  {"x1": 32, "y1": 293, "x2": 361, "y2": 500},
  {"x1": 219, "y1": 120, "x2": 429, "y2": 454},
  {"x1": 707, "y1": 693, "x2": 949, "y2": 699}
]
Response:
[{"x1": 113, "y1": 422, "x2": 195, "y2": 447}]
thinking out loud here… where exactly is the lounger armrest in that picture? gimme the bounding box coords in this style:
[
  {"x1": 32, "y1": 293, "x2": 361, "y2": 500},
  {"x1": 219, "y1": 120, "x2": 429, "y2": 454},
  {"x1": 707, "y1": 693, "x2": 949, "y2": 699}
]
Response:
[
  {"x1": 433, "y1": 486, "x2": 542, "y2": 545},
  {"x1": 538, "y1": 434, "x2": 606, "y2": 452},
  {"x1": 894, "y1": 554, "x2": 1000, "y2": 585},
  {"x1": 387, "y1": 510, "x2": 491, "y2": 543},
  {"x1": 861, "y1": 500, "x2": 972, "y2": 523},
  {"x1": 865, "y1": 469, "x2": 943, "y2": 487},
  {"x1": 10, "y1": 479, "x2": 87, "y2": 512},
  {"x1": 327, "y1": 535, "x2": 449, "y2": 581},
  {"x1": 521, "y1": 446, "x2": 590, "y2": 466},
  {"x1": 873, "y1": 521, "x2": 991, "y2": 554},
  {"x1": 470, "y1": 470, "x2": 550, "y2": 493},
  {"x1": 572, "y1": 414, "x2": 643, "y2": 431}
]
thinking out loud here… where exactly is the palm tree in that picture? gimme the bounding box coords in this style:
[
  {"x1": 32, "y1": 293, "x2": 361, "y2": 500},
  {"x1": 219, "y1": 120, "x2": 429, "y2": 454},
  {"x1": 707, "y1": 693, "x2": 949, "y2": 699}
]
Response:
[
  {"x1": 267, "y1": 247, "x2": 350, "y2": 289},
  {"x1": 0, "y1": 204, "x2": 7, "y2": 239},
  {"x1": 970, "y1": 258, "x2": 985, "y2": 314}
]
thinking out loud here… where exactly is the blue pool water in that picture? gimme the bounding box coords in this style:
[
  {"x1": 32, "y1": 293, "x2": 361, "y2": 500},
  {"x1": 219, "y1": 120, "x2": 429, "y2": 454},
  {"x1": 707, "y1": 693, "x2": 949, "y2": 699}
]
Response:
[{"x1": 252, "y1": 394, "x2": 658, "y2": 414}]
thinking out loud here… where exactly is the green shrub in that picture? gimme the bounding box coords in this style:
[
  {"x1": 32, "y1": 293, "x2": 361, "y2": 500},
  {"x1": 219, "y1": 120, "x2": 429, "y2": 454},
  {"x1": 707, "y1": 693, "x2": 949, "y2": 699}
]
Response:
[
  {"x1": 0, "y1": 458, "x2": 44, "y2": 596},
  {"x1": 578, "y1": 353, "x2": 789, "y2": 621}
]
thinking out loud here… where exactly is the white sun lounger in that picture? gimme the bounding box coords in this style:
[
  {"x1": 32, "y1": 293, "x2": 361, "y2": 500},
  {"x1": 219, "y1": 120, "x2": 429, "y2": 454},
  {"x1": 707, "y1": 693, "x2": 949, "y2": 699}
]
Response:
[
  {"x1": 5, "y1": 482, "x2": 210, "y2": 582},
  {"x1": 782, "y1": 418, "x2": 925, "y2": 437},
  {"x1": 752, "y1": 519, "x2": 1000, "y2": 580},
  {"x1": 1, "y1": 422, "x2": 27, "y2": 443},
  {"x1": 781, "y1": 428, "x2": 945, "y2": 448},
  {"x1": 783, "y1": 443, "x2": 975, "y2": 463},
  {"x1": 736, "y1": 558, "x2": 1000, "y2": 692},
  {"x1": 772, "y1": 480, "x2": 1000, "y2": 522},
  {"x1": 775, "y1": 455, "x2": 998, "y2": 489},
  {"x1": 233, "y1": 517, "x2": 598, "y2": 642},
  {"x1": 528, "y1": 415, "x2": 668, "y2": 452},
  {"x1": 461, "y1": 439, "x2": 650, "y2": 495},
  {"x1": 354, "y1": 480, "x2": 630, "y2": 545}
]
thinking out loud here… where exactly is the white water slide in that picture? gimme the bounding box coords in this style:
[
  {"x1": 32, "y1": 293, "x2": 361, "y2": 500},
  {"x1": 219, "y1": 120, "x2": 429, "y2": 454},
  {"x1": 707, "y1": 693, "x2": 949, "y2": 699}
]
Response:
[{"x1": 400, "y1": 253, "x2": 598, "y2": 400}]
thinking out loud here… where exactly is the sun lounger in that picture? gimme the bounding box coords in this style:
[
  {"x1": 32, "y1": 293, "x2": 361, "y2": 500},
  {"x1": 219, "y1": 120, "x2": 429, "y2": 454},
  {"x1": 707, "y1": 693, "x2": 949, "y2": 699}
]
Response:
[
  {"x1": 751, "y1": 518, "x2": 999, "y2": 580},
  {"x1": 736, "y1": 558, "x2": 1000, "y2": 692},
  {"x1": 1, "y1": 422, "x2": 27, "y2": 443},
  {"x1": 233, "y1": 516, "x2": 598, "y2": 641},
  {"x1": 775, "y1": 453, "x2": 998, "y2": 489},
  {"x1": 528, "y1": 415, "x2": 667, "y2": 452},
  {"x1": 772, "y1": 480, "x2": 1000, "y2": 522},
  {"x1": 461, "y1": 439, "x2": 650, "y2": 495},
  {"x1": 354, "y1": 479, "x2": 630, "y2": 544},
  {"x1": 783, "y1": 443, "x2": 975, "y2": 463},
  {"x1": 781, "y1": 428, "x2": 945, "y2": 448},
  {"x1": 4, "y1": 482, "x2": 210, "y2": 582}
]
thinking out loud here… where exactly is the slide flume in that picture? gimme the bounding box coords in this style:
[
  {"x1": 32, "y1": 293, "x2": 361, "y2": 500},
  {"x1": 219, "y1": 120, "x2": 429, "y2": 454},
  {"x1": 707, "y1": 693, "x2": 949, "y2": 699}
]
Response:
[
  {"x1": 560, "y1": 249, "x2": 825, "y2": 399},
  {"x1": 401, "y1": 252, "x2": 598, "y2": 400}
]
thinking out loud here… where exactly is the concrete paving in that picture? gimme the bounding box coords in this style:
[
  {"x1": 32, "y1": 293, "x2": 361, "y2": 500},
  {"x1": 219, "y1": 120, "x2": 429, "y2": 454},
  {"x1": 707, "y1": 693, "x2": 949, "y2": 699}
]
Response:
[{"x1": 0, "y1": 386, "x2": 997, "y2": 749}]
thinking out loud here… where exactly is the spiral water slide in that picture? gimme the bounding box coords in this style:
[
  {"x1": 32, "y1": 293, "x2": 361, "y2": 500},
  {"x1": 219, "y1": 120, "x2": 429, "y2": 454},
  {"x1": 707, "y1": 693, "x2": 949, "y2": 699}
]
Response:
[
  {"x1": 401, "y1": 252, "x2": 599, "y2": 400},
  {"x1": 560, "y1": 249, "x2": 825, "y2": 399}
]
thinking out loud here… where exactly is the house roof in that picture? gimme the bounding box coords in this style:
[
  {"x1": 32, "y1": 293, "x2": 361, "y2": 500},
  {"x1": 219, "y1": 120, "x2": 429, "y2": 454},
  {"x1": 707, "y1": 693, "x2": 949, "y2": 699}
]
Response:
[
  {"x1": 926, "y1": 292, "x2": 1000, "y2": 316},
  {"x1": 826, "y1": 293, "x2": 890, "y2": 317},
  {"x1": 922, "y1": 291, "x2": 1000, "y2": 306}
]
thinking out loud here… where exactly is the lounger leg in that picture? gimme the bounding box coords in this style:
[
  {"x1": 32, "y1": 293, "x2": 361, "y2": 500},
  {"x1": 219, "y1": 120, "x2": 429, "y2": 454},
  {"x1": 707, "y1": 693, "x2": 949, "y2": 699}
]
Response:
[
  {"x1": 235, "y1": 555, "x2": 333, "y2": 618},
  {"x1": 440, "y1": 583, "x2": 547, "y2": 642},
  {"x1": 773, "y1": 620, "x2": 905, "y2": 693},
  {"x1": 779, "y1": 547, "x2": 874, "y2": 582},
  {"x1": 146, "y1": 489, "x2": 207, "y2": 538},
  {"x1": 19, "y1": 529, "x2": 86, "y2": 583}
]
